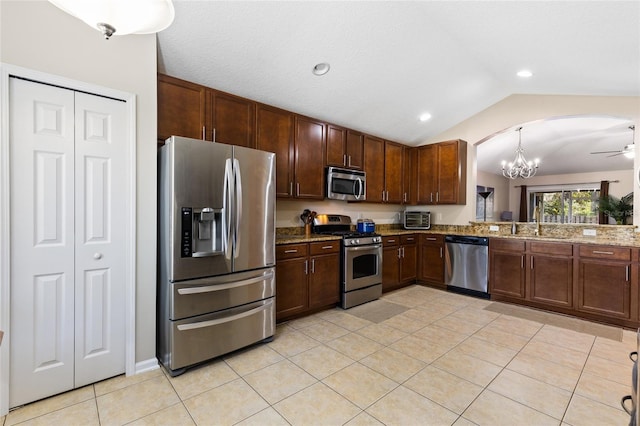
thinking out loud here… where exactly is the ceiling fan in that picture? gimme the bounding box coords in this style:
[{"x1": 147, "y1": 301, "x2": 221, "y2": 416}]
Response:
[{"x1": 590, "y1": 125, "x2": 636, "y2": 158}]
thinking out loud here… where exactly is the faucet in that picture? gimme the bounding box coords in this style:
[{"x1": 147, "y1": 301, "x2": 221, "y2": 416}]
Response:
[{"x1": 533, "y1": 202, "x2": 542, "y2": 236}]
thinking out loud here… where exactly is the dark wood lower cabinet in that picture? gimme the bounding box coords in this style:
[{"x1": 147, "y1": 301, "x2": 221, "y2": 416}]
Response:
[
  {"x1": 418, "y1": 234, "x2": 444, "y2": 287},
  {"x1": 489, "y1": 238, "x2": 639, "y2": 328},
  {"x1": 576, "y1": 258, "x2": 632, "y2": 319},
  {"x1": 489, "y1": 239, "x2": 526, "y2": 299},
  {"x1": 275, "y1": 241, "x2": 340, "y2": 321}
]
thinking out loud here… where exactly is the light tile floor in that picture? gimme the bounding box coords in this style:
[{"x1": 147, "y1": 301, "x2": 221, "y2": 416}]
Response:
[{"x1": 2, "y1": 285, "x2": 635, "y2": 425}]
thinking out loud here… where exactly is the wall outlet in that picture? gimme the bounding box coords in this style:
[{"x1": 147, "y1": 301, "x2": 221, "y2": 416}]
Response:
[
  {"x1": 583, "y1": 229, "x2": 597, "y2": 236},
  {"x1": 489, "y1": 225, "x2": 500, "y2": 232},
  {"x1": 436, "y1": 213, "x2": 443, "y2": 221}
]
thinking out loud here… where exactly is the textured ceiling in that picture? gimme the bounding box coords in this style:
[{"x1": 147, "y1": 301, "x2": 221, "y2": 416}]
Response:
[{"x1": 157, "y1": 1, "x2": 640, "y2": 174}]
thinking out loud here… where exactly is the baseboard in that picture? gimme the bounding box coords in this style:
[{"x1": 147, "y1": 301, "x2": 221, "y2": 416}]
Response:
[{"x1": 134, "y1": 358, "x2": 160, "y2": 375}]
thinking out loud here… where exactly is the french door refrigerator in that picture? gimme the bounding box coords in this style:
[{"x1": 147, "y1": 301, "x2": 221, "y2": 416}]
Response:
[{"x1": 157, "y1": 136, "x2": 276, "y2": 376}]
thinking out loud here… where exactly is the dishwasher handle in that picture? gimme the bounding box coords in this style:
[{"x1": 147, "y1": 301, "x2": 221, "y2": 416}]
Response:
[{"x1": 445, "y1": 235, "x2": 489, "y2": 246}]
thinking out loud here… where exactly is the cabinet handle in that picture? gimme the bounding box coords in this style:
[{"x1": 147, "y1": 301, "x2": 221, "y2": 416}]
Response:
[
  {"x1": 521, "y1": 255, "x2": 524, "y2": 269},
  {"x1": 436, "y1": 192, "x2": 439, "y2": 202},
  {"x1": 311, "y1": 258, "x2": 315, "y2": 274},
  {"x1": 430, "y1": 193, "x2": 433, "y2": 203},
  {"x1": 388, "y1": 239, "x2": 396, "y2": 243},
  {"x1": 426, "y1": 237, "x2": 436, "y2": 241},
  {"x1": 296, "y1": 182, "x2": 300, "y2": 196},
  {"x1": 343, "y1": 154, "x2": 347, "y2": 166},
  {"x1": 397, "y1": 248, "x2": 402, "y2": 259},
  {"x1": 348, "y1": 155, "x2": 352, "y2": 167},
  {"x1": 202, "y1": 125, "x2": 206, "y2": 140},
  {"x1": 321, "y1": 245, "x2": 334, "y2": 250},
  {"x1": 406, "y1": 237, "x2": 414, "y2": 241},
  {"x1": 402, "y1": 247, "x2": 405, "y2": 258},
  {"x1": 592, "y1": 250, "x2": 614, "y2": 255},
  {"x1": 290, "y1": 182, "x2": 293, "y2": 196},
  {"x1": 284, "y1": 249, "x2": 298, "y2": 253},
  {"x1": 213, "y1": 128, "x2": 217, "y2": 142},
  {"x1": 304, "y1": 259, "x2": 308, "y2": 275},
  {"x1": 439, "y1": 247, "x2": 443, "y2": 258},
  {"x1": 626, "y1": 265, "x2": 630, "y2": 282},
  {"x1": 531, "y1": 257, "x2": 534, "y2": 269},
  {"x1": 404, "y1": 193, "x2": 407, "y2": 203}
]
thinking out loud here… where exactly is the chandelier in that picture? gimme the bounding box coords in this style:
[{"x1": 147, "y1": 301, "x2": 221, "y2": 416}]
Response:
[{"x1": 501, "y1": 127, "x2": 539, "y2": 179}]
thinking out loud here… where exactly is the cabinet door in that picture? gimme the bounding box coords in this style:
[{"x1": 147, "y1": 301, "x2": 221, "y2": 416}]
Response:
[
  {"x1": 275, "y1": 257, "x2": 308, "y2": 320},
  {"x1": 256, "y1": 104, "x2": 294, "y2": 198},
  {"x1": 326, "y1": 124, "x2": 346, "y2": 167},
  {"x1": 383, "y1": 245, "x2": 400, "y2": 292},
  {"x1": 308, "y1": 254, "x2": 340, "y2": 308},
  {"x1": 576, "y1": 259, "x2": 631, "y2": 319},
  {"x1": 403, "y1": 147, "x2": 416, "y2": 205},
  {"x1": 364, "y1": 135, "x2": 385, "y2": 202},
  {"x1": 384, "y1": 141, "x2": 404, "y2": 203},
  {"x1": 416, "y1": 144, "x2": 437, "y2": 204},
  {"x1": 400, "y1": 238, "x2": 417, "y2": 284},
  {"x1": 419, "y1": 242, "x2": 444, "y2": 285},
  {"x1": 345, "y1": 130, "x2": 364, "y2": 170},
  {"x1": 437, "y1": 140, "x2": 465, "y2": 204},
  {"x1": 490, "y1": 250, "x2": 526, "y2": 298},
  {"x1": 294, "y1": 116, "x2": 325, "y2": 199},
  {"x1": 158, "y1": 74, "x2": 206, "y2": 142},
  {"x1": 209, "y1": 90, "x2": 256, "y2": 148},
  {"x1": 529, "y1": 255, "x2": 573, "y2": 307}
]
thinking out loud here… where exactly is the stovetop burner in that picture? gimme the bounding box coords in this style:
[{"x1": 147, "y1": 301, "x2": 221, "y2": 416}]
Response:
[{"x1": 312, "y1": 214, "x2": 381, "y2": 246}]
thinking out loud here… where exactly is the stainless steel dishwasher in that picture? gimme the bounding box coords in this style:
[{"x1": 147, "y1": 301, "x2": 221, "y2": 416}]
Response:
[{"x1": 444, "y1": 235, "x2": 489, "y2": 298}]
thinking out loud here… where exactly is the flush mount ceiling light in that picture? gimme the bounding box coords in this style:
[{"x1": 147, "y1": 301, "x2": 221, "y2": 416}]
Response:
[
  {"x1": 501, "y1": 126, "x2": 540, "y2": 179},
  {"x1": 419, "y1": 113, "x2": 432, "y2": 122},
  {"x1": 48, "y1": 0, "x2": 175, "y2": 40},
  {"x1": 517, "y1": 70, "x2": 533, "y2": 78},
  {"x1": 312, "y1": 63, "x2": 330, "y2": 76}
]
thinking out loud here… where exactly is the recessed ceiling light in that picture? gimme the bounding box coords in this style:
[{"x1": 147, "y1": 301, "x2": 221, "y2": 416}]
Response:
[
  {"x1": 419, "y1": 113, "x2": 432, "y2": 122},
  {"x1": 517, "y1": 70, "x2": 533, "y2": 78},
  {"x1": 312, "y1": 63, "x2": 330, "y2": 76}
]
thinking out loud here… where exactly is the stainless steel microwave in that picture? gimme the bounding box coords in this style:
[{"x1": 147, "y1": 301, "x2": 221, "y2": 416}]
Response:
[{"x1": 326, "y1": 167, "x2": 366, "y2": 201}]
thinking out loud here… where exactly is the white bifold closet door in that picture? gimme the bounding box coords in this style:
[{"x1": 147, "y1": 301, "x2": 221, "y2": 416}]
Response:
[{"x1": 9, "y1": 77, "x2": 127, "y2": 407}]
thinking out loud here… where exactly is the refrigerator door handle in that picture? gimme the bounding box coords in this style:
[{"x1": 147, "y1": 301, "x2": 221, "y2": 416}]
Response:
[
  {"x1": 234, "y1": 158, "x2": 242, "y2": 259},
  {"x1": 176, "y1": 300, "x2": 273, "y2": 331},
  {"x1": 177, "y1": 271, "x2": 275, "y2": 295},
  {"x1": 224, "y1": 158, "x2": 234, "y2": 260}
]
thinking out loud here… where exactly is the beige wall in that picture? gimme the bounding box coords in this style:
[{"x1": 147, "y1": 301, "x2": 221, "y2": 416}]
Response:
[
  {"x1": 1, "y1": 1, "x2": 158, "y2": 364},
  {"x1": 424, "y1": 94, "x2": 640, "y2": 225}
]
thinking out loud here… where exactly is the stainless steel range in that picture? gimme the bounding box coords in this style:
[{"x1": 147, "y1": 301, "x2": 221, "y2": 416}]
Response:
[{"x1": 313, "y1": 215, "x2": 382, "y2": 308}]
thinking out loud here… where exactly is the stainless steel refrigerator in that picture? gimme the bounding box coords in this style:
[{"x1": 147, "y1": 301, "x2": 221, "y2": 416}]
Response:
[{"x1": 157, "y1": 136, "x2": 276, "y2": 376}]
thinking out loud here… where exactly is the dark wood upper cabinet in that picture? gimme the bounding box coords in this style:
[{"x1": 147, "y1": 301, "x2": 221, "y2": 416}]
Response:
[
  {"x1": 345, "y1": 130, "x2": 364, "y2": 170},
  {"x1": 326, "y1": 126, "x2": 364, "y2": 170},
  {"x1": 158, "y1": 74, "x2": 206, "y2": 143},
  {"x1": 256, "y1": 104, "x2": 294, "y2": 198},
  {"x1": 294, "y1": 116, "x2": 325, "y2": 199},
  {"x1": 417, "y1": 140, "x2": 467, "y2": 205},
  {"x1": 207, "y1": 90, "x2": 256, "y2": 148},
  {"x1": 363, "y1": 135, "x2": 385, "y2": 203},
  {"x1": 403, "y1": 146, "x2": 417, "y2": 205},
  {"x1": 384, "y1": 141, "x2": 404, "y2": 204}
]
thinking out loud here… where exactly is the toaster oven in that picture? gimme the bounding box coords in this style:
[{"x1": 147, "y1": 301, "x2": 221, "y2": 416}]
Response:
[{"x1": 403, "y1": 211, "x2": 431, "y2": 229}]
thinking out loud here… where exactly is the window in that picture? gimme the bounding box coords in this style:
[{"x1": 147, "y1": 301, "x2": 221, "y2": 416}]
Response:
[{"x1": 528, "y1": 186, "x2": 600, "y2": 224}]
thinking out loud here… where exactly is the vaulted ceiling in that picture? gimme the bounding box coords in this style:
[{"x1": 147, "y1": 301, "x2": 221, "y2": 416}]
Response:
[{"x1": 157, "y1": 1, "x2": 640, "y2": 175}]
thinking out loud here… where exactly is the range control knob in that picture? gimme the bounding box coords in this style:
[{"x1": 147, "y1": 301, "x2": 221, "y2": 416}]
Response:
[{"x1": 354, "y1": 239, "x2": 360, "y2": 245}]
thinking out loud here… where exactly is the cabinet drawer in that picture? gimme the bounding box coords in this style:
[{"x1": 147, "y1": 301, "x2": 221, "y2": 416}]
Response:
[
  {"x1": 383, "y1": 236, "x2": 399, "y2": 246},
  {"x1": 529, "y1": 241, "x2": 573, "y2": 256},
  {"x1": 578, "y1": 245, "x2": 631, "y2": 261},
  {"x1": 276, "y1": 243, "x2": 308, "y2": 259},
  {"x1": 420, "y1": 234, "x2": 444, "y2": 244},
  {"x1": 490, "y1": 238, "x2": 525, "y2": 252},
  {"x1": 309, "y1": 241, "x2": 340, "y2": 255},
  {"x1": 401, "y1": 234, "x2": 417, "y2": 245}
]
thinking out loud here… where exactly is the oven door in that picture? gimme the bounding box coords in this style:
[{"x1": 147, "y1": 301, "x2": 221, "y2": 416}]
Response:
[{"x1": 343, "y1": 243, "x2": 382, "y2": 291}]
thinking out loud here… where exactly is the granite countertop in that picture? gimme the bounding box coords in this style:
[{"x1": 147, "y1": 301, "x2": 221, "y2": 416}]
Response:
[
  {"x1": 276, "y1": 226, "x2": 640, "y2": 247},
  {"x1": 276, "y1": 234, "x2": 341, "y2": 245}
]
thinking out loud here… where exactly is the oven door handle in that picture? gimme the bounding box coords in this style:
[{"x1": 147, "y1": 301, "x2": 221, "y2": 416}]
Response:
[{"x1": 345, "y1": 244, "x2": 382, "y2": 252}]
